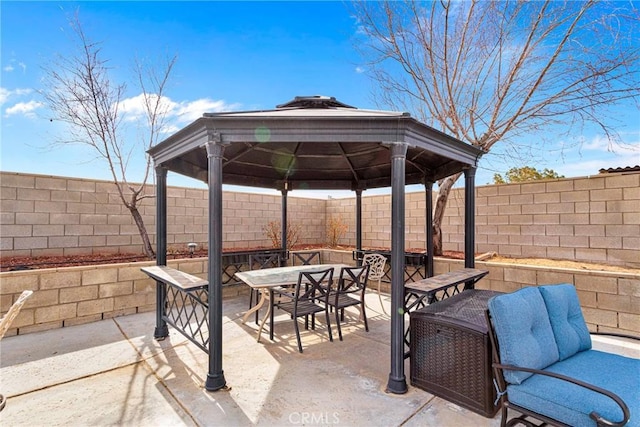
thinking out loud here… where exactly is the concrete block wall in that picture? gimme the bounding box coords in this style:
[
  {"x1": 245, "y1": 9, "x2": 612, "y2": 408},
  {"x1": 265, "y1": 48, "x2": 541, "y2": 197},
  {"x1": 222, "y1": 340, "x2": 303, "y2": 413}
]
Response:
[
  {"x1": 0, "y1": 172, "x2": 325, "y2": 257},
  {"x1": 1, "y1": 171, "x2": 638, "y2": 268},
  {"x1": 0, "y1": 257, "x2": 247, "y2": 337},
  {"x1": 329, "y1": 172, "x2": 640, "y2": 268},
  {"x1": 2, "y1": 252, "x2": 637, "y2": 337},
  {"x1": 432, "y1": 258, "x2": 640, "y2": 335}
]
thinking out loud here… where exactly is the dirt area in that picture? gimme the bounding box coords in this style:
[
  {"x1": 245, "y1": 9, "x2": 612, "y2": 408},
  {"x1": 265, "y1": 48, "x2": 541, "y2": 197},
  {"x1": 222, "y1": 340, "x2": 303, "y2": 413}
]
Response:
[
  {"x1": 1, "y1": 245, "x2": 636, "y2": 273},
  {"x1": 487, "y1": 255, "x2": 639, "y2": 273}
]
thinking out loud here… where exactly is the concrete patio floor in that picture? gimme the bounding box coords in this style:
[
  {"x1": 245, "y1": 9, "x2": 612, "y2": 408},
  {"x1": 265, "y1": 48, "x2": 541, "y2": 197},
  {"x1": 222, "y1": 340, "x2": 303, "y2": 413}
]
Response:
[{"x1": 1, "y1": 292, "x2": 638, "y2": 427}]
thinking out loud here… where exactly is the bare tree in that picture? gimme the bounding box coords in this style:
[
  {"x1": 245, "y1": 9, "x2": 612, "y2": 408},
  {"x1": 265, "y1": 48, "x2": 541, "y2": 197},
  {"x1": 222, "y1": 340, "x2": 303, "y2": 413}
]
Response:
[
  {"x1": 353, "y1": 0, "x2": 640, "y2": 254},
  {"x1": 42, "y1": 16, "x2": 177, "y2": 259}
]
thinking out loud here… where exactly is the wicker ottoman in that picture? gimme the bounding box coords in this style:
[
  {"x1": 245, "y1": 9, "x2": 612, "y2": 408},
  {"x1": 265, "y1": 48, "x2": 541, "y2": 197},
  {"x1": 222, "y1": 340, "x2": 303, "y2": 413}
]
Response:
[{"x1": 410, "y1": 289, "x2": 502, "y2": 418}]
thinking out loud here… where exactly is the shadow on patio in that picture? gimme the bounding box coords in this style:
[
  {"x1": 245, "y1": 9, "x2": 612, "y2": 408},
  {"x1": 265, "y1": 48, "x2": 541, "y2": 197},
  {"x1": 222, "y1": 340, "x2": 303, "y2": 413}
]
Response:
[{"x1": 1, "y1": 292, "x2": 636, "y2": 426}]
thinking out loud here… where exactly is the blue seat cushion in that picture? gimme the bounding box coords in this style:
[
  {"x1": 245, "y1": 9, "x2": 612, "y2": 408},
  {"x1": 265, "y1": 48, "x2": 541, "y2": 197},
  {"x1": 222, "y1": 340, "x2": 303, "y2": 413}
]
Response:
[
  {"x1": 507, "y1": 350, "x2": 640, "y2": 427},
  {"x1": 540, "y1": 284, "x2": 592, "y2": 360},
  {"x1": 488, "y1": 287, "x2": 559, "y2": 384}
]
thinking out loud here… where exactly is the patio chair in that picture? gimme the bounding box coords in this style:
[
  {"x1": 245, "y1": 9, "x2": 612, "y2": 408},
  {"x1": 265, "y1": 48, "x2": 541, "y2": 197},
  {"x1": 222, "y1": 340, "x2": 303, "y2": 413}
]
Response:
[
  {"x1": 291, "y1": 251, "x2": 321, "y2": 265},
  {"x1": 270, "y1": 267, "x2": 334, "y2": 353},
  {"x1": 247, "y1": 253, "x2": 283, "y2": 324},
  {"x1": 486, "y1": 284, "x2": 639, "y2": 427},
  {"x1": 327, "y1": 265, "x2": 370, "y2": 341},
  {"x1": 362, "y1": 253, "x2": 387, "y2": 313}
]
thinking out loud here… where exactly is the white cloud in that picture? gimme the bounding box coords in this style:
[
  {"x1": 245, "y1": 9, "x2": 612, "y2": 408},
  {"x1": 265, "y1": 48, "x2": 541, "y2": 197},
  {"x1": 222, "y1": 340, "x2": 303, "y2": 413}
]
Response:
[
  {"x1": 118, "y1": 93, "x2": 240, "y2": 128},
  {"x1": 3, "y1": 59, "x2": 26, "y2": 73},
  {"x1": 0, "y1": 87, "x2": 34, "y2": 106},
  {"x1": 355, "y1": 66, "x2": 365, "y2": 74},
  {"x1": 5, "y1": 100, "x2": 44, "y2": 117}
]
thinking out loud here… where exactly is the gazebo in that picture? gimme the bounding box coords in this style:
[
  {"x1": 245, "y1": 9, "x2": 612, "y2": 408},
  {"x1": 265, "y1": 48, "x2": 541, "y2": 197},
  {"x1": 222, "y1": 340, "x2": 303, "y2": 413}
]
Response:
[{"x1": 147, "y1": 96, "x2": 484, "y2": 394}]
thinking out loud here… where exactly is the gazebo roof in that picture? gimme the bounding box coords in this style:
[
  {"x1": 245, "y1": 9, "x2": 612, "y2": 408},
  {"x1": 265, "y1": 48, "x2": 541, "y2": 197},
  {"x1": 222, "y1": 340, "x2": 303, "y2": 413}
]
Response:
[{"x1": 148, "y1": 96, "x2": 484, "y2": 190}]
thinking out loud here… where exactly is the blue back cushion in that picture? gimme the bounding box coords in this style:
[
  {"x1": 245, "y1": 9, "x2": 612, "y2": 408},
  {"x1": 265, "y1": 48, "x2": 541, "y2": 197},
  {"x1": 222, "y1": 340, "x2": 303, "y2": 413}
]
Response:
[
  {"x1": 488, "y1": 287, "x2": 559, "y2": 384},
  {"x1": 539, "y1": 284, "x2": 591, "y2": 360}
]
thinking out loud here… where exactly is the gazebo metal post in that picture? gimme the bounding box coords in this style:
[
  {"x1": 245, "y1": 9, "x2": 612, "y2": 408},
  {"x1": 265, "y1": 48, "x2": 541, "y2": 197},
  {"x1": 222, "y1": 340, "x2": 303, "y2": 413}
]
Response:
[
  {"x1": 424, "y1": 181, "x2": 434, "y2": 278},
  {"x1": 355, "y1": 189, "x2": 363, "y2": 266},
  {"x1": 387, "y1": 142, "x2": 408, "y2": 394},
  {"x1": 154, "y1": 166, "x2": 169, "y2": 339},
  {"x1": 281, "y1": 186, "x2": 288, "y2": 265},
  {"x1": 205, "y1": 136, "x2": 227, "y2": 391},
  {"x1": 464, "y1": 167, "x2": 476, "y2": 270}
]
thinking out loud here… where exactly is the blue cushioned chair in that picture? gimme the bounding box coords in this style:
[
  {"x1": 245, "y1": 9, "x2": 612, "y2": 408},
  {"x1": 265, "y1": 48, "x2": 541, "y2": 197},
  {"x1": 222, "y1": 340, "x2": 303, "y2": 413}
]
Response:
[{"x1": 486, "y1": 284, "x2": 640, "y2": 427}]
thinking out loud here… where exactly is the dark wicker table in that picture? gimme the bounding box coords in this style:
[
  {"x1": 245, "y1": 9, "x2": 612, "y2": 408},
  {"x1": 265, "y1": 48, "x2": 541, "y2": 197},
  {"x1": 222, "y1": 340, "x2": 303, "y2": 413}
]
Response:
[{"x1": 410, "y1": 289, "x2": 502, "y2": 418}]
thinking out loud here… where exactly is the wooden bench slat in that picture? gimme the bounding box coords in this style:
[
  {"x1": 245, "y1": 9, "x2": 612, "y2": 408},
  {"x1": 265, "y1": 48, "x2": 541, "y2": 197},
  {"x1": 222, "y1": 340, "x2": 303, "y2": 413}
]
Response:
[{"x1": 141, "y1": 266, "x2": 208, "y2": 291}]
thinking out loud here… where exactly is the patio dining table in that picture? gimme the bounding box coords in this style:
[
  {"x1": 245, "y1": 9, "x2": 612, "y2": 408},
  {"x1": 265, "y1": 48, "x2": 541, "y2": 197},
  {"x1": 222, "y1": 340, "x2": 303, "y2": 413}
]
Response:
[{"x1": 235, "y1": 263, "x2": 350, "y2": 342}]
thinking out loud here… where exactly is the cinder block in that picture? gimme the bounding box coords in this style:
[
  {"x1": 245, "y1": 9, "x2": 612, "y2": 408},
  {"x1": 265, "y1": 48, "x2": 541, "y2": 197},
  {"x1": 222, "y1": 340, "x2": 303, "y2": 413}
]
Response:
[
  {"x1": 35, "y1": 303, "x2": 77, "y2": 323},
  {"x1": 607, "y1": 249, "x2": 640, "y2": 266},
  {"x1": 575, "y1": 248, "x2": 608, "y2": 263},
  {"x1": 623, "y1": 186, "x2": 640, "y2": 200},
  {"x1": 560, "y1": 191, "x2": 589, "y2": 203},
  {"x1": 498, "y1": 184, "x2": 521, "y2": 196},
  {"x1": 519, "y1": 182, "x2": 546, "y2": 194},
  {"x1": 35, "y1": 177, "x2": 67, "y2": 191},
  {"x1": 618, "y1": 278, "x2": 640, "y2": 298},
  {"x1": 33, "y1": 225, "x2": 64, "y2": 237},
  {"x1": 99, "y1": 282, "x2": 133, "y2": 298},
  {"x1": 534, "y1": 192, "x2": 560, "y2": 204},
  {"x1": 0, "y1": 186, "x2": 17, "y2": 200},
  {"x1": 34, "y1": 201, "x2": 66, "y2": 214},
  {"x1": 66, "y1": 179, "x2": 96, "y2": 192},
  {"x1": 560, "y1": 236, "x2": 589, "y2": 248},
  {"x1": 50, "y1": 190, "x2": 82, "y2": 202},
  {"x1": 23, "y1": 289, "x2": 59, "y2": 308},
  {"x1": 546, "y1": 247, "x2": 575, "y2": 259},
  {"x1": 0, "y1": 271, "x2": 39, "y2": 295},
  {"x1": 591, "y1": 188, "x2": 623, "y2": 202},
  {"x1": 77, "y1": 298, "x2": 114, "y2": 316},
  {"x1": 536, "y1": 270, "x2": 574, "y2": 285},
  {"x1": 1, "y1": 173, "x2": 35, "y2": 188},
  {"x1": 560, "y1": 213, "x2": 589, "y2": 225},
  {"x1": 597, "y1": 293, "x2": 631, "y2": 313},
  {"x1": 582, "y1": 307, "x2": 618, "y2": 328},
  {"x1": 619, "y1": 313, "x2": 640, "y2": 333},
  {"x1": 113, "y1": 293, "x2": 147, "y2": 310},
  {"x1": 605, "y1": 224, "x2": 640, "y2": 236},
  {"x1": 17, "y1": 188, "x2": 51, "y2": 202},
  {"x1": 0, "y1": 199, "x2": 34, "y2": 213},
  {"x1": 604, "y1": 173, "x2": 639, "y2": 189},
  {"x1": 622, "y1": 237, "x2": 640, "y2": 250},
  {"x1": 3, "y1": 224, "x2": 32, "y2": 237},
  {"x1": 10, "y1": 308, "x2": 34, "y2": 328},
  {"x1": 82, "y1": 268, "x2": 118, "y2": 286},
  {"x1": 574, "y1": 177, "x2": 605, "y2": 190},
  {"x1": 576, "y1": 290, "x2": 597, "y2": 308},
  {"x1": 14, "y1": 237, "x2": 48, "y2": 250},
  {"x1": 623, "y1": 211, "x2": 640, "y2": 225},
  {"x1": 574, "y1": 274, "x2": 618, "y2": 294},
  {"x1": 546, "y1": 180, "x2": 574, "y2": 192},
  {"x1": 49, "y1": 213, "x2": 80, "y2": 224},
  {"x1": 590, "y1": 212, "x2": 622, "y2": 225},
  {"x1": 60, "y1": 285, "x2": 99, "y2": 303},
  {"x1": 40, "y1": 270, "x2": 82, "y2": 290},
  {"x1": 48, "y1": 236, "x2": 79, "y2": 249},
  {"x1": 503, "y1": 266, "x2": 537, "y2": 285}
]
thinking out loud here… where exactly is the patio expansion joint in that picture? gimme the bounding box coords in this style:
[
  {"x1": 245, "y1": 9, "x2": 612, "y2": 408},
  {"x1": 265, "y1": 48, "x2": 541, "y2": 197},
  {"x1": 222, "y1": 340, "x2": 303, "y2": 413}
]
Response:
[
  {"x1": 397, "y1": 394, "x2": 438, "y2": 426},
  {"x1": 112, "y1": 318, "x2": 202, "y2": 427}
]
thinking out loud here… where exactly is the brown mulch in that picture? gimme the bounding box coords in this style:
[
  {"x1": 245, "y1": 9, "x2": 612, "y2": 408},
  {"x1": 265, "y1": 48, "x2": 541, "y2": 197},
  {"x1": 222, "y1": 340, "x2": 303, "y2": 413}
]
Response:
[{"x1": 1, "y1": 245, "x2": 634, "y2": 273}]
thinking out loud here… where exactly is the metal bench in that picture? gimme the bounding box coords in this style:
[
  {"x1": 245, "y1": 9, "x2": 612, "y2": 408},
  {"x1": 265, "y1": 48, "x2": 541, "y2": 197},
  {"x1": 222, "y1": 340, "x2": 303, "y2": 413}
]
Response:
[{"x1": 141, "y1": 265, "x2": 209, "y2": 352}]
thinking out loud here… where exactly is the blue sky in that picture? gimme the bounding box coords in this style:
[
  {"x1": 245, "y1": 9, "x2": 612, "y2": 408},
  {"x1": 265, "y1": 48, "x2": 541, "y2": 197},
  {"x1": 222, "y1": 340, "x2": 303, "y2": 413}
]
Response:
[{"x1": 1, "y1": 1, "x2": 639, "y2": 198}]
